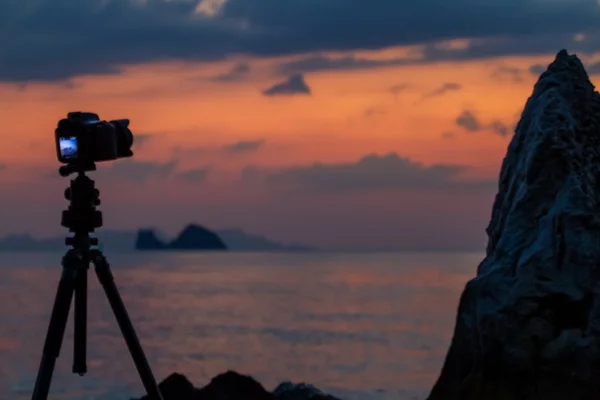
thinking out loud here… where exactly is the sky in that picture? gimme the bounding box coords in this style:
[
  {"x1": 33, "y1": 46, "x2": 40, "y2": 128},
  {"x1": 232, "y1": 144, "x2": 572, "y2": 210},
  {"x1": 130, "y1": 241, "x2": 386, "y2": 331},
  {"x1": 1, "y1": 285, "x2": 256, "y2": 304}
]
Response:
[{"x1": 1, "y1": 0, "x2": 600, "y2": 251}]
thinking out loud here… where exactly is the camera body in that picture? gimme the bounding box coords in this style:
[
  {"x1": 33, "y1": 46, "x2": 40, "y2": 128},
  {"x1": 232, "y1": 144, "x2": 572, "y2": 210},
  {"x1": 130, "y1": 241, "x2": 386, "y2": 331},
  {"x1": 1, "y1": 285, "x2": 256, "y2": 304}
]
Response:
[{"x1": 55, "y1": 112, "x2": 134, "y2": 164}]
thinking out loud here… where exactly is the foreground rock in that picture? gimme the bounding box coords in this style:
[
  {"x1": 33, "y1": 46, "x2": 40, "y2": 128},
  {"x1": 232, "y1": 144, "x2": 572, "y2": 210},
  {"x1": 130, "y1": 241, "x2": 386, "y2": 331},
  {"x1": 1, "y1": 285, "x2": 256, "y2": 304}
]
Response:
[
  {"x1": 132, "y1": 371, "x2": 343, "y2": 400},
  {"x1": 428, "y1": 49, "x2": 600, "y2": 399}
]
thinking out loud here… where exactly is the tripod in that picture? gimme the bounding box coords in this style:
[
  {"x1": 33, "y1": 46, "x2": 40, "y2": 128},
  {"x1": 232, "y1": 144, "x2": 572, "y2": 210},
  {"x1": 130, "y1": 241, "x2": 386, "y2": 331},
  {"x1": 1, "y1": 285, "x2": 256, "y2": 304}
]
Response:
[{"x1": 31, "y1": 163, "x2": 164, "y2": 400}]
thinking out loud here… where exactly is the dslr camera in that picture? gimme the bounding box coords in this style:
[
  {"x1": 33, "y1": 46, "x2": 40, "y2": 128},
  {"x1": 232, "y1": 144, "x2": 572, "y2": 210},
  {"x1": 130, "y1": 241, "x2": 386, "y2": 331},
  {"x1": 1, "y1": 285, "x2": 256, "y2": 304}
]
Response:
[{"x1": 55, "y1": 112, "x2": 134, "y2": 164}]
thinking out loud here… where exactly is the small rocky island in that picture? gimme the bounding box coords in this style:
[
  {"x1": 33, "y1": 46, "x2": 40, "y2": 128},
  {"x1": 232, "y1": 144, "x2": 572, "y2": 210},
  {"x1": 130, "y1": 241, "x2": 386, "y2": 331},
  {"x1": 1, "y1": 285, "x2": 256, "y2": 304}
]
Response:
[
  {"x1": 428, "y1": 50, "x2": 600, "y2": 399},
  {"x1": 135, "y1": 224, "x2": 227, "y2": 251}
]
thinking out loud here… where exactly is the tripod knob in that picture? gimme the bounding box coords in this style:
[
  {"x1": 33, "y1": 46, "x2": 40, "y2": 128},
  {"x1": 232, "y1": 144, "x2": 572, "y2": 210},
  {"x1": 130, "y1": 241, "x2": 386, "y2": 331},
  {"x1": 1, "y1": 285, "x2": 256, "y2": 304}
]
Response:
[
  {"x1": 93, "y1": 189, "x2": 101, "y2": 206},
  {"x1": 64, "y1": 188, "x2": 71, "y2": 201}
]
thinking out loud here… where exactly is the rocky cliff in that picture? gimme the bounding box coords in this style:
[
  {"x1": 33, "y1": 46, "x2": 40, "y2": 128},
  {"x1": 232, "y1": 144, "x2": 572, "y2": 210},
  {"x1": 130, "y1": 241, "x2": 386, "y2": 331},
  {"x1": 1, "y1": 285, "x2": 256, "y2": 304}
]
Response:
[{"x1": 428, "y1": 50, "x2": 600, "y2": 399}]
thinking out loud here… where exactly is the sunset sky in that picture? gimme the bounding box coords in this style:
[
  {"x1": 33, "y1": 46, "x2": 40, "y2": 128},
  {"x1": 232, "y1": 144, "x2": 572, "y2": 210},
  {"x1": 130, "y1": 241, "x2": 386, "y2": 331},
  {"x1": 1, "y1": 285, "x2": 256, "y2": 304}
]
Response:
[{"x1": 1, "y1": 0, "x2": 600, "y2": 250}]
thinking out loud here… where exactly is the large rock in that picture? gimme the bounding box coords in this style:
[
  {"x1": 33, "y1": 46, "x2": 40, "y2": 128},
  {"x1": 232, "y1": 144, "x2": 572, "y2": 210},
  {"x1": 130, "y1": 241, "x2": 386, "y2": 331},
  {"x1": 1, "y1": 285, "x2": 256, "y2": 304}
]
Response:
[
  {"x1": 132, "y1": 371, "x2": 343, "y2": 400},
  {"x1": 428, "y1": 49, "x2": 600, "y2": 399}
]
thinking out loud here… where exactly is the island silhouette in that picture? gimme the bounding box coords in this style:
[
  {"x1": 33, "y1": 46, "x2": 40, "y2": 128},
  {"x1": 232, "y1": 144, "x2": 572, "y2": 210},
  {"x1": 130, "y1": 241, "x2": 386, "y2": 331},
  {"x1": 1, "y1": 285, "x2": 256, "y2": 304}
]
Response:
[
  {"x1": 0, "y1": 225, "x2": 316, "y2": 252},
  {"x1": 136, "y1": 224, "x2": 227, "y2": 251}
]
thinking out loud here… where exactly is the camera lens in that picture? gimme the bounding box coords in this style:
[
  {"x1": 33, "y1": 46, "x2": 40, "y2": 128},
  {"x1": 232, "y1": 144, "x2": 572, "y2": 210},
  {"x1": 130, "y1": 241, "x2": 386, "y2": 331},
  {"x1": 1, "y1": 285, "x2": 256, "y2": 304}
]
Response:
[{"x1": 109, "y1": 119, "x2": 134, "y2": 158}]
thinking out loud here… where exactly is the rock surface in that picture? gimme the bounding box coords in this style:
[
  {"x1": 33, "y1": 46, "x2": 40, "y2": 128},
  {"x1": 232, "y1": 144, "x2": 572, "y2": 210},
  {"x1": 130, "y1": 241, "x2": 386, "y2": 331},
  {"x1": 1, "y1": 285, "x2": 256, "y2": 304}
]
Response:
[
  {"x1": 132, "y1": 371, "x2": 343, "y2": 400},
  {"x1": 428, "y1": 49, "x2": 600, "y2": 399}
]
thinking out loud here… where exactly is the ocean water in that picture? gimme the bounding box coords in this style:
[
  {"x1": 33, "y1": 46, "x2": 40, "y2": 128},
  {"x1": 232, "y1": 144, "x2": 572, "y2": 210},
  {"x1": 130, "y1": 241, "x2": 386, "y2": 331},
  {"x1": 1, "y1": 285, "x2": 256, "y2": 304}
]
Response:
[{"x1": 0, "y1": 251, "x2": 483, "y2": 400}]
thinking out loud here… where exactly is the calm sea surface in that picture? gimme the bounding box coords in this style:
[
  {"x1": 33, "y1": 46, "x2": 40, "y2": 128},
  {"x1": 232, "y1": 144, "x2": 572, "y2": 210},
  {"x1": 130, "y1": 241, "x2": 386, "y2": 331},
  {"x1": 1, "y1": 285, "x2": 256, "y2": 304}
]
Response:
[{"x1": 0, "y1": 251, "x2": 483, "y2": 400}]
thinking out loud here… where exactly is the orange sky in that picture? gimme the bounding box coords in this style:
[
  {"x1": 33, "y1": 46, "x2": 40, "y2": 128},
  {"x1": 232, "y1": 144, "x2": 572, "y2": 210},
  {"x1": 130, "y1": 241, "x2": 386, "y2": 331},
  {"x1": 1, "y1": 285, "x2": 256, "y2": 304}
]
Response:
[
  {"x1": 0, "y1": 51, "x2": 549, "y2": 173},
  {"x1": 0, "y1": 48, "x2": 594, "y2": 248}
]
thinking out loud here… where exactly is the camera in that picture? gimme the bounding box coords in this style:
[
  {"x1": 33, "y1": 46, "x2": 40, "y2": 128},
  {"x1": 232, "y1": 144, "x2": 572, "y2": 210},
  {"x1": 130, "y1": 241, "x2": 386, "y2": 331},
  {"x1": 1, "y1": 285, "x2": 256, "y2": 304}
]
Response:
[{"x1": 55, "y1": 112, "x2": 134, "y2": 164}]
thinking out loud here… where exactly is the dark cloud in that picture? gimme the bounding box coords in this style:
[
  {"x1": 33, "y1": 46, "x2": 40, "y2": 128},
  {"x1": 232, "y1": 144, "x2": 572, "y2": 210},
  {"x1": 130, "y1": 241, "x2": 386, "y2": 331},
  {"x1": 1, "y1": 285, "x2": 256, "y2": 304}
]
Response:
[
  {"x1": 97, "y1": 158, "x2": 212, "y2": 183},
  {"x1": 488, "y1": 120, "x2": 510, "y2": 137},
  {"x1": 3, "y1": 0, "x2": 600, "y2": 82},
  {"x1": 389, "y1": 84, "x2": 409, "y2": 95},
  {"x1": 172, "y1": 139, "x2": 266, "y2": 157},
  {"x1": 586, "y1": 62, "x2": 600, "y2": 75},
  {"x1": 456, "y1": 110, "x2": 482, "y2": 132},
  {"x1": 422, "y1": 82, "x2": 462, "y2": 99},
  {"x1": 441, "y1": 131, "x2": 455, "y2": 140},
  {"x1": 490, "y1": 65, "x2": 525, "y2": 83},
  {"x1": 240, "y1": 165, "x2": 262, "y2": 182},
  {"x1": 244, "y1": 153, "x2": 494, "y2": 193},
  {"x1": 100, "y1": 159, "x2": 177, "y2": 181},
  {"x1": 133, "y1": 134, "x2": 155, "y2": 148},
  {"x1": 529, "y1": 58, "x2": 600, "y2": 78},
  {"x1": 528, "y1": 64, "x2": 548, "y2": 76},
  {"x1": 277, "y1": 54, "x2": 407, "y2": 75},
  {"x1": 363, "y1": 106, "x2": 386, "y2": 117},
  {"x1": 211, "y1": 63, "x2": 251, "y2": 82},
  {"x1": 172, "y1": 145, "x2": 209, "y2": 158},
  {"x1": 263, "y1": 74, "x2": 311, "y2": 96},
  {"x1": 275, "y1": 34, "x2": 600, "y2": 75},
  {"x1": 222, "y1": 139, "x2": 265, "y2": 153},
  {"x1": 176, "y1": 167, "x2": 210, "y2": 182},
  {"x1": 455, "y1": 110, "x2": 511, "y2": 136}
]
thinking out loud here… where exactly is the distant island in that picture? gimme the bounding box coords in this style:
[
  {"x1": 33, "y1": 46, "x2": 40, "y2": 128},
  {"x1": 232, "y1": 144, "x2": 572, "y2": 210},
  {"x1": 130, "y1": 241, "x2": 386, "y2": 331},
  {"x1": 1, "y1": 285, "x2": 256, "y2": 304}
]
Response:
[
  {"x1": 0, "y1": 226, "x2": 317, "y2": 252},
  {"x1": 136, "y1": 224, "x2": 227, "y2": 251}
]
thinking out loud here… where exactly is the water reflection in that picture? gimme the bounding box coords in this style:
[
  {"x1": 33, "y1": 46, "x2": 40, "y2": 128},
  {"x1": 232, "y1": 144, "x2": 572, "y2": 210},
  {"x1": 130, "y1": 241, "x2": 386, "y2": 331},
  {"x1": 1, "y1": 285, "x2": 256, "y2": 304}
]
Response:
[{"x1": 0, "y1": 252, "x2": 482, "y2": 400}]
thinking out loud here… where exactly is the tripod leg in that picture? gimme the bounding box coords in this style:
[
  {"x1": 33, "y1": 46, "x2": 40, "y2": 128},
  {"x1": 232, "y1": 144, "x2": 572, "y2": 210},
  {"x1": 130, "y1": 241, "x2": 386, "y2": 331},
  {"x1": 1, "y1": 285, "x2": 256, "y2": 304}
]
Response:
[
  {"x1": 91, "y1": 251, "x2": 164, "y2": 400},
  {"x1": 31, "y1": 251, "x2": 81, "y2": 400},
  {"x1": 73, "y1": 265, "x2": 88, "y2": 375}
]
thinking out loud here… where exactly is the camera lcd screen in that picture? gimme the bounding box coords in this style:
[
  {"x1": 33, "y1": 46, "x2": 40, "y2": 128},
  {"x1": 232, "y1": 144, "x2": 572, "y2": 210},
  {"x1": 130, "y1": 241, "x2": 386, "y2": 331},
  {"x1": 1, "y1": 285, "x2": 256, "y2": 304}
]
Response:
[{"x1": 59, "y1": 136, "x2": 78, "y2": 160}]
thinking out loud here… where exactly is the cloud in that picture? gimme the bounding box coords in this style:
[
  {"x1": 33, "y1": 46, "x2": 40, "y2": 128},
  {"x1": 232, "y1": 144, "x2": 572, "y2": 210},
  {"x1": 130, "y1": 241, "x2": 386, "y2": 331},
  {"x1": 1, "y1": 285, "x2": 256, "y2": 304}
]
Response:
[
  {"x1": 455, "y1": 110, "x2": 511, "y2": 136},
  {"x1": 586, "y1": 62, "x2": 600, "y2": 75},
  {"x1": 172, "y1": 139, "x2": 266, "y2": 158},
  {"x1": 3, "y1": 0, "x2": 600, "y2": 81},
  {"x1": 211, "y1": 63, "x2": 250, "y2": 82},
  {"x1": 490, "y1": 65, "x2": 525, "y2": 83},
  {"x1": 97, "y1": 159, "x2": 213, "y2": 183},
  {"x1": 275, "y1": 34, "x2": 600, "y2": 75},
  {"x1": 488, "y1": 120, "x2": 510, "y2": 137},
  {"x1": 176, "y1": 167, "x2": 211, "y2": 182},
  {"x1": 99, "y1": 159, "x2": 177, "y2": 181},
  {"x1": 263, "y1": 74, "x2": 311, "y2": 96},
  {"x1": 531, "y1": 60, "x2": 600, "y2": 77},
  {"x1": 528, "y1": 64, "x2": 548, "y2": 76},
  {"x1": 389, "y1": 84, "x2": 409, "y2": 95},
  {"x1": 363, "y1": 106, "x2": 386, "y2": 117},
  {"x1": 172, "y1": 145, "x2": 209, "y2": 158},
  {"x1": 133, "y1": 133, "x2": 155, "y2": 149},
  {"x1": 456, "y1": 110, "x2": 482, "y2": 132},
  {"x1": 240, "y1": 165, "x2": 263, "y2": 182},
  {"x1": 244, "y1": 152, "x2": 494, "y2": 193},
  {"x1": 222, "y1": 139, "x2": 265, "y2": 153},
  {"x1": 422, "y1": 82, "x2": 462, "y2": 99},
  {"x1": 277, "y1": 54, "x2": 409, "y2": 75},
  {"x1": 441, "y1": 131, "x2": 455, "y2": 140}
]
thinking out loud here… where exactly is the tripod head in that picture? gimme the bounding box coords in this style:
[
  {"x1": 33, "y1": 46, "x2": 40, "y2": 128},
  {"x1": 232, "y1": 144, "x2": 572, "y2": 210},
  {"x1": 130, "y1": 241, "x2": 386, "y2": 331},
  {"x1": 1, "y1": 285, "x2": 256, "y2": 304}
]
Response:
[{"x1": 59, "y1": 163, "x2": 103, "y2": 250}]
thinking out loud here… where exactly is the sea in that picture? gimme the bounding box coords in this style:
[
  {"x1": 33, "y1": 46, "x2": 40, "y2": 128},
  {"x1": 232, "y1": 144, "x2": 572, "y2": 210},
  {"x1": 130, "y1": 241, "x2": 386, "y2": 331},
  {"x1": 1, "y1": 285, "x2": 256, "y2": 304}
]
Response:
[{"x1": 0, "y1": 251, "x2": 483, "y2": 400}]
